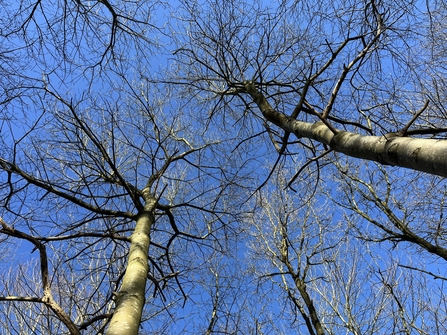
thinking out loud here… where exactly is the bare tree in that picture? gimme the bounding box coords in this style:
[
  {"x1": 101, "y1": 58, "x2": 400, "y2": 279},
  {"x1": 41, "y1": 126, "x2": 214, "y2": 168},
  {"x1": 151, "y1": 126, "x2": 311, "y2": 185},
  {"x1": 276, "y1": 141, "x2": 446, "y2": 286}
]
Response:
[
  {"x1": 0, "y1": 77, "x2": 243, "y2": 334},
  {"x1": 246, "y1": 169, "x2": 447, "y2": 335},
  {"x1": 2, "y1": 0, "x2": 447, "y2": 334},
  {"x1": 0, "y1": 2, "x2": 249, "y2": 334},
  {"x1": 0, "y1": 39, "x2": 253, "y2": 335},
  {"x1": 170, "y1": 0, "x2": 447, "y2": 333},
  {"x1": 172, "y1": 0, "x2": 447, "y2": 177}
]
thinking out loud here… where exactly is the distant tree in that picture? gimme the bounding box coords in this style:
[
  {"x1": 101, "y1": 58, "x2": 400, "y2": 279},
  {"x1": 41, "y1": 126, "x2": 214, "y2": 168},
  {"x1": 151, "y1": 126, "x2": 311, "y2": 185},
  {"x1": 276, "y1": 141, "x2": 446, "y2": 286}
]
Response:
[{"x1": 246, "y1": 170, "x2": 447, "y2": 334}]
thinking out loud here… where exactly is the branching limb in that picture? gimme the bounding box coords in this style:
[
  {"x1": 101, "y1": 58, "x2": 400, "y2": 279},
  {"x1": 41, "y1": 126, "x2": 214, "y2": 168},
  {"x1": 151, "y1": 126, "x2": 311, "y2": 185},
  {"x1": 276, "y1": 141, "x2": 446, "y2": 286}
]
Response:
[
  {"x1": 0, "y1": 217, "x2": 81, "y2": 335},
  {"x1": 0, "y1": 158, "x2": 135, "y2": 219},
  {"x1": 399, "y1": 100, "x2": 430, "y2": 136},
  {"x1": 398, "y1": 264, "x2": 447, "y2": 281},
  {"x1": 286, "y1": 149, "x2": 333, "y2": 191}
]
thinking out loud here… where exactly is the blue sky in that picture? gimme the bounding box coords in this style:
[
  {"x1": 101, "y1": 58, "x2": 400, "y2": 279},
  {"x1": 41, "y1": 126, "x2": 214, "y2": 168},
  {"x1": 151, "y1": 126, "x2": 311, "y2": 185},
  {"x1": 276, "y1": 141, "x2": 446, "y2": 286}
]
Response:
[{"x1": 1, "y1": 0, "x2": 447, "y2": 334}]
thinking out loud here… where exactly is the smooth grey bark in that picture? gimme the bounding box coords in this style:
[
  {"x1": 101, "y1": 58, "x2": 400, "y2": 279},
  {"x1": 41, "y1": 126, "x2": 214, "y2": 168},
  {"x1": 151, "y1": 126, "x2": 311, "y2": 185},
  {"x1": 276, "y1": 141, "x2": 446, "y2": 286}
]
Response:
[
  {"x1": 243, "y1": 81, "x2": 447, "y2": 178},
  {"x1": 106, "y1": 190, "x2": 156, "y2": 335}
]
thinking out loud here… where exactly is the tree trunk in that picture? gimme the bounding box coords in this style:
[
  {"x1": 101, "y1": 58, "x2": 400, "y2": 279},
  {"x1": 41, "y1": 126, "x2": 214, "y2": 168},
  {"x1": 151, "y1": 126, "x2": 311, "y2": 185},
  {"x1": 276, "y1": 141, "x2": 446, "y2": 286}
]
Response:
[
  {"x1": 106, "y1": 194, "x2": 156, "y2": 335},
  {"x1": 243, "y1": 81, "x2": 447, "y2": 178}
]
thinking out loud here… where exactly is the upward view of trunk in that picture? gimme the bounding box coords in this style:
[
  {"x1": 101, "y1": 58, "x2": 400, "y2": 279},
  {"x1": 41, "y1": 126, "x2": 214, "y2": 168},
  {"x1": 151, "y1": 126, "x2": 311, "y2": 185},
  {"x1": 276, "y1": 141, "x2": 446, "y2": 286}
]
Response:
[
  {"x1": 4, "y1": 0, "x2": 447, "y2": 334},
  {"x1": 106, "y1": 193, "x2": 157, "y2": 335},
  {"x1": 243, "y1": 81, "x2": 447, "y2": 178}
]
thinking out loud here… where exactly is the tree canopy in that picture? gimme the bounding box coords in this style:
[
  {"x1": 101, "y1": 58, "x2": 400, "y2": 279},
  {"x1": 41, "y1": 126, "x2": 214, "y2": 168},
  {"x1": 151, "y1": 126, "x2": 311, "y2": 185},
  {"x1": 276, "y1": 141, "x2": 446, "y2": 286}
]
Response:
[{"x1": 1, "y1": 0, "x2": 447, "y2": 334}]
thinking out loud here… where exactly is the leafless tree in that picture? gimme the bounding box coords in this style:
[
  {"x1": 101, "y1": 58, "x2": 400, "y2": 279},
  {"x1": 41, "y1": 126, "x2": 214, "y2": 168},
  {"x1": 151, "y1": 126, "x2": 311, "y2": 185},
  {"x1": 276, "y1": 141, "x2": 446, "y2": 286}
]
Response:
[
  {"x1": 172, "y1": 0, "x2": 447, "y2": 177},
  {"x1": 170, "y1": 0, "x2": 447, "y2": 333},
  {"x1": 0, "y1": 75, "x2": 253, "y2": 333},
  {"x1": 0, "y1": 2, "x2": 253, "y2": 334},
  {"x1": 246, "y1": 170, "x2": 447, "y2": 334},
  {"x1": 2, "y1": 0, "x2": 447, "y2": 334}
]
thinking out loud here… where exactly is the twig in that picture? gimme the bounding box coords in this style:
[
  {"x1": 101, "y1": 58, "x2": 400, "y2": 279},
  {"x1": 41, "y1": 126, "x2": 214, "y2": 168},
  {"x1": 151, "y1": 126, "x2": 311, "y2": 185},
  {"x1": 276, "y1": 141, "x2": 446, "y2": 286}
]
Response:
[
  {"x1": 398, "y1": 264, "x2": 447, "y2": 281},
  {"x1": 399, "y1": 100, "x2": 430, "y2": 136}
]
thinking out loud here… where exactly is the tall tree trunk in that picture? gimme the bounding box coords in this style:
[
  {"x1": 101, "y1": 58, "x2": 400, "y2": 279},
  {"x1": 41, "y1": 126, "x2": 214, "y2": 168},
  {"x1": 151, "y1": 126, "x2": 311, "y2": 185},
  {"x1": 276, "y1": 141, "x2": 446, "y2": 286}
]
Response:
[
  {"x1": 243, "y1": 81, "x2": 447, "y2": 178},
  {"x1": 106, "y1": 194, "x2": 156, "y2": 335}
]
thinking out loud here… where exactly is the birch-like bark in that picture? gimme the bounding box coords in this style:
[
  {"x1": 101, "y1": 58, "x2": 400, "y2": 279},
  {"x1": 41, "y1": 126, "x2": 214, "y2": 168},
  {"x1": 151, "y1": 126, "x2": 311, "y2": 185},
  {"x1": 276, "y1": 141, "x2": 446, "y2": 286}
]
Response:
[
  {"x1": 243, "y1": 81, "x2": 447, "y2": 178},
  {"x1": 106, "y1": 191, "x2": 156, "y2": 335}
]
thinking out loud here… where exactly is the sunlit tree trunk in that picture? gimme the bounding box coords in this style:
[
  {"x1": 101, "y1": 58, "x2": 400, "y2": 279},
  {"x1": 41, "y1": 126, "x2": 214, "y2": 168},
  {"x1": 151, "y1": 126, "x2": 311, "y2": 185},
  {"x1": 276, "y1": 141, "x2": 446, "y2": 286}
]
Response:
[
  {"x1": 106, "y1": 191, "x2": 156, "y2": 335},
  {"x1": 242, "y1": 81, "x2": 447, "y2": 178}
]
